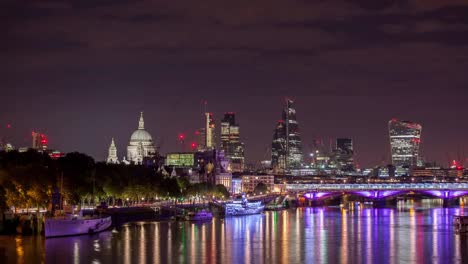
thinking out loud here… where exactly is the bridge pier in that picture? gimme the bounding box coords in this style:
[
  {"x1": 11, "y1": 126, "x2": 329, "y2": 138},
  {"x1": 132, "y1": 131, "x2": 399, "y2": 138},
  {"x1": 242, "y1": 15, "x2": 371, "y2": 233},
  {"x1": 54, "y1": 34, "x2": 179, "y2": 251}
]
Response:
[
  {"x1": 370, "y1": 198, "x2": 398, "y2": 208},
  {"x1": 443, "y1": 198, "x2": 459, "y2": 208}
]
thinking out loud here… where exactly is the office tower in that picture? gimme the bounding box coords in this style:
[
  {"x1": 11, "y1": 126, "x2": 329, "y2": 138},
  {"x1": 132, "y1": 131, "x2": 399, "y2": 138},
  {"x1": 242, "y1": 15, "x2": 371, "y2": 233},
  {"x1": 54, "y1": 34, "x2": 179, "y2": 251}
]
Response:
[
  {"x1": 271, "y1": 99, "x2": 303, "y2": 172},
  {"x1": 220, "y1": 112, "x2": 245, "y2": 172},
  {"x1": 388, "y1": 119, "x2": 422, "y2": 169},
  {"x1": 195, "y1": 128, "x2": 206, "y2": 151},
  {"x1": 333, "y1": 138, "x2": 355, "y2": 171},
  {"x1": 205, "y1": 113, "x2": 216, "y2": 150},
  {"x1": 32, "y1": 132, "x2": 48, "y2": 151}
]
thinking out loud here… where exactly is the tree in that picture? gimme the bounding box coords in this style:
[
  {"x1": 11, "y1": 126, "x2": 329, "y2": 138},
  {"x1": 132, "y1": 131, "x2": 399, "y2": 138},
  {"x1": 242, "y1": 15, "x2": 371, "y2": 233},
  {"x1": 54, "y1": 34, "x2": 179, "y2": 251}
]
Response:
[
  {"x1": 215, "y1": 184, "x2": 230, "y2": 199},
  {"x1": 253, "y1": 182, "x2": 268, "y2": 195}
]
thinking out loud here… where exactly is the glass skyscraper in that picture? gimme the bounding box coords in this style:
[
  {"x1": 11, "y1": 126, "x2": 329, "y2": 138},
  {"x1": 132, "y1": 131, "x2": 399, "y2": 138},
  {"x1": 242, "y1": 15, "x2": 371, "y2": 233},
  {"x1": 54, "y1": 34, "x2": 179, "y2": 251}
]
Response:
[
  {"x1": 388, "y1": 119, "x2": 422, "y2": 170},
  {"x1": 220, "y1": 112, "x2": 245, "y2": 172},
  {"x1": 271, "y1": 99, "x2": 303, "y2": 172}
]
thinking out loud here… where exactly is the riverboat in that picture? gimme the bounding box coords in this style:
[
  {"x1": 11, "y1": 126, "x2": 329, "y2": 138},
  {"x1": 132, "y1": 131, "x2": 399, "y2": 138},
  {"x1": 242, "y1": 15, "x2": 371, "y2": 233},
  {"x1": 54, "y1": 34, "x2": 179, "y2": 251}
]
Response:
[
  {"x1": 45, "y1": 213, "x2": 112, "y2": 238},
  {"x1": 225, "y1": 194, "x2": 264, "y2": 216}
]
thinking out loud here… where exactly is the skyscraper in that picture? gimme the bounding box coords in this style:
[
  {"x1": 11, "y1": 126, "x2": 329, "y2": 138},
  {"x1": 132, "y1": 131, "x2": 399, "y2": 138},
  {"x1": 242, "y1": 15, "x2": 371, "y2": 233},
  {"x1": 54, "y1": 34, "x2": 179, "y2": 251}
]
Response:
[
  {"x1": 332, "y1": 138, "x2": 355, "y2": 171},
  {"x1": 205, "y1": 113, "x2": 216, "y2": 150},
  {"x1": 271, "y1": 120, "x2": 287, "y2": 170},
  {"x1": 388, "y1": 119, "x2": 422, "y2": 171},
  {"x1": 32, "y1": 132, "x2": 48, "y2": 151},
  {"x1": 220, "y1": 112, "x2": 245, "y2": 172},
  {"x1": 271, "y1": 99, "x2": 303, "y2": 172},
  {"x1": 195, "y1": 128, "x2": 206, "y2": 151},
  {"x1": 336, "y1": 138, "x2": 353, "y2": 153}
]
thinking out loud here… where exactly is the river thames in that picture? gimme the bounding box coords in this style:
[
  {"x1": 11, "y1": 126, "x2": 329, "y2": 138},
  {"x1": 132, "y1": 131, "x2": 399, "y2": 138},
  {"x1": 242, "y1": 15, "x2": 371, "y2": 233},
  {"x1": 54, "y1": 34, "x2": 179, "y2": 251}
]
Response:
[{"x1": 1, "y1": 200, "x2": 467, "y2": 263}]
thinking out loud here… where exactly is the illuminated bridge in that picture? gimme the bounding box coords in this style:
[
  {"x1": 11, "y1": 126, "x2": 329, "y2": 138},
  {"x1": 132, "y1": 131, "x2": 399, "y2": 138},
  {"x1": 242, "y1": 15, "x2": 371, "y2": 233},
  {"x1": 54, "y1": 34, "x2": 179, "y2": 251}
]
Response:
[{"x1": 284, "y1": 183, "x2": 468, "y2": 206}]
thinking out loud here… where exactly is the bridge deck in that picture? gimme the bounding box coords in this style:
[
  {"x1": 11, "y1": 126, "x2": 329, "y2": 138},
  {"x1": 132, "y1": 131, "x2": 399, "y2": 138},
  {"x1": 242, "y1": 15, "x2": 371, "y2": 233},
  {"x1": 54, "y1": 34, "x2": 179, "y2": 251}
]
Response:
[{"x1": 286, "y1": 183, "x2": 468, "y2": 191}]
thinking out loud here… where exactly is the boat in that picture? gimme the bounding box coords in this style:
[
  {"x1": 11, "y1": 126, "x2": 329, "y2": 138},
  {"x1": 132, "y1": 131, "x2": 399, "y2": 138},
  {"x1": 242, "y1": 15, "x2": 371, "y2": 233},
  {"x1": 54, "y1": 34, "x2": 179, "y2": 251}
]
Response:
[
  {"x1": 225, "y1": 194, "x2": 264, "y2": 216},
  {"x1": 44, "y1": 212, "x2": 112, "y2": 238},
  {"x1": 186, "y1": 210, "x2": 213, "y2": 221},
  {"x1": 454, "y1": 215, "x2": 468, "y2": 233}
]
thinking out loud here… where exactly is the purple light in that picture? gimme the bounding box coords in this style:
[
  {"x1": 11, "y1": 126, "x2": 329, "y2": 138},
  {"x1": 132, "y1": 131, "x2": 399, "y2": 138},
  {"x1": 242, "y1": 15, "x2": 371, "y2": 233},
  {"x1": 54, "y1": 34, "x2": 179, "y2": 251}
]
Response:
[
  {"x1": 353, "y1": 190, "x2": 405, "y2": 199},
  {"x1": 304, "y1": 192, "x2": 333, "y2": 200},
  {"x1": 422, "y1": 190, "x2": 468, "y2": 199}
]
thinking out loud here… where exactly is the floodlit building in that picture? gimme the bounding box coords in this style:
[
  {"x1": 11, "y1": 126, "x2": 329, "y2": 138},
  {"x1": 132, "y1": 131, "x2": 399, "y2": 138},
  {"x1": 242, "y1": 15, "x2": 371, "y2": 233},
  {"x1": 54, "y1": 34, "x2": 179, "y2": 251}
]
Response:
[
  {"x1": 166, "y1": 152, "x2": 195, "y2": 167},
  {"x1": 127, "y1": 112, "x2": 157, "y2": 164},
  {"x1": 388, "y1": 119, "x2": 422, "y2": 175},
  {"x1": 215, "y1": 173, "x2": 232, "y2": 190},
  {"x1": 231, "y1": 178, "x2": 242, "y2": 194},
  {"x1": 107, "y1": 138, "x2": 119, "y2": 164},
  {"x1": 241, "y1": 175, "x2": 274, "y2": 193},
  {"x1": 271, "y1": 99, "x2": 303, "y2": 172},
  {"x1": 220, "y1": 112, "x2": 245, "y2": 172}
]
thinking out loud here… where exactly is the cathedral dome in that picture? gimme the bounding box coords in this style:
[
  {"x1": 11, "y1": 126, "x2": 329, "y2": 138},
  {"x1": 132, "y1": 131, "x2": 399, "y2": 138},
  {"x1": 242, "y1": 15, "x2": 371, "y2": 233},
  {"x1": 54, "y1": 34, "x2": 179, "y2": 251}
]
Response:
[
  {"x1": 127, "y1": 112, "x2": 157, "y2": 164},
  {"x1": 130, "y1": 129, "x2": 153, "y2": 143}
]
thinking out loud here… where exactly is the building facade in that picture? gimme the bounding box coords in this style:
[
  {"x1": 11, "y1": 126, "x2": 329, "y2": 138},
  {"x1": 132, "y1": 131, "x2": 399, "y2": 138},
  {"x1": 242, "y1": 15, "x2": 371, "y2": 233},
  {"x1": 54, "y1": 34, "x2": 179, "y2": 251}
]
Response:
[
  {"x1": 215, "y1": 173, "x2": 232, "y2": 190},
  {"x1": 205, "y1": 113, "x2": 216, "y2": 150},
  {"x1": 388, "y1": 119, "x2": 422, "y2": 174},
  {"x1": 332, "y1": 138, "x2": 355, "y2": 171},
  {"x1": 220, "y1": 112, "x2": 245, "y2": 172},
  {"x1": 107, "y1": 138, "x2": 119, "y2": 164},
  {"x1": 241, "y1": 175, "x2": 274, "y2": 193},
  {"x1": 271, "y1": 99, "x2": 303, "y2": 172},
  {"x1": 127, "y1": 112, "x2": 157, "y2": 164},
  {"x1": 32, "y1": 132, "x2": 48, "y2": 151}
]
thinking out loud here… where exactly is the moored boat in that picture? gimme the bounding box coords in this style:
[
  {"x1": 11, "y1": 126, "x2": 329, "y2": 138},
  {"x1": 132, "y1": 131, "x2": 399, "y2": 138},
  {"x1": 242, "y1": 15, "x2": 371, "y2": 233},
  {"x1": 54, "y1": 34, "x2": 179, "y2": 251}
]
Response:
[
  {"x1": 186, "y1": 210, "x2": 213, "y2": 221},
  {"x1": 225, "y1": 194, "x2": 264, "y2": 216},
  {"x1": 45, "y1": 213, "x2": 112, "y2": 238}
]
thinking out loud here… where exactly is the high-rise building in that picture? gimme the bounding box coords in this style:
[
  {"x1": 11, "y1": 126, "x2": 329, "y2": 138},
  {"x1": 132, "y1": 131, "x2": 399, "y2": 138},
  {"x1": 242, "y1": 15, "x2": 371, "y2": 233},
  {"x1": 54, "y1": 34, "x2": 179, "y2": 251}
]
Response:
[
  {"x1": 271, "y1": 99, "x2": 303, "y2": 172},
  {"x1": 107, "y1": 138, "x2": 119, "y2": 164},
  {"x1": 32, "y1": 132, "x2": 48, "y2": 151},
  {"x1": 336, "y1": 138, "x2": 353, "y2": 153},
  {"x1": 272, "y1": 120, "x2": 287, "y2": 170},
  {"x1": 220, "y1": 112, "x2": 245, "y2": 172},
  {"x1": 195, "y1": 128, "x2": 206, "y2": 151},
  {"x1": 205, "y1": 113, "x2": 216, "y2": 150},
  {"x1": 388, "y1": 119, "x2": 422, "y2": 170},
  {"x1": 127, "y1": 112, "x2": 157, "y2": 164},
  {"x1": 332, "y1": 138, "x2": 355, "y2": 171}
]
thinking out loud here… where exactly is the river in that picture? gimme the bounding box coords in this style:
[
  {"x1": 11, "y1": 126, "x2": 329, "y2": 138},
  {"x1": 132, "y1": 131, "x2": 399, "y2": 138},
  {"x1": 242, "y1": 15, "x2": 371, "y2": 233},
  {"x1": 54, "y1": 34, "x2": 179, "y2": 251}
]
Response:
[{"x1": 1, "y1": 200, "x2": 467, "y2": 263}]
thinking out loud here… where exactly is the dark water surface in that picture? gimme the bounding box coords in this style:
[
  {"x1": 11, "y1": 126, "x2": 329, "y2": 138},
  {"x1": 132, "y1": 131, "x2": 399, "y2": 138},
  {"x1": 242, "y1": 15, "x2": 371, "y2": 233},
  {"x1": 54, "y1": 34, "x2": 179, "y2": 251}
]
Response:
[{"x1": 2, "y1": 200, "x2": 468, "y2": 263}]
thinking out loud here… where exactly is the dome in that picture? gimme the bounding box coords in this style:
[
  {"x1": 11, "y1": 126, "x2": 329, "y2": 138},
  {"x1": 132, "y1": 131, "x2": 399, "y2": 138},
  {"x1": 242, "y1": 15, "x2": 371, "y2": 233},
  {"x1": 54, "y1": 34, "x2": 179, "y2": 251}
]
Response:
[{"x1": 130, "y1": 129, "x2": 153, "y2": 143}]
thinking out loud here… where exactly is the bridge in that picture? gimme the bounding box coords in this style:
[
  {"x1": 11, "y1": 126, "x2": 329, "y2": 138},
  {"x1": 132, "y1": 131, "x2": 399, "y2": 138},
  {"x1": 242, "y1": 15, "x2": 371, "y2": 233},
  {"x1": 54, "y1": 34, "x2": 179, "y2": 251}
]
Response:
[{"x1": 284, "y1": 183, "x2": 468, "y2": 207}]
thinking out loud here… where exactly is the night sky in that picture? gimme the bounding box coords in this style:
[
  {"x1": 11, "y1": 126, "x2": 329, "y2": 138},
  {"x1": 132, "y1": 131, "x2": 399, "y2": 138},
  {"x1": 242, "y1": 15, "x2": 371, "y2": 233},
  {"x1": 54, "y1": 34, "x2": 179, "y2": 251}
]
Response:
[{"x1": 2, "y1": 0, "x2": 468, "y2": 168}]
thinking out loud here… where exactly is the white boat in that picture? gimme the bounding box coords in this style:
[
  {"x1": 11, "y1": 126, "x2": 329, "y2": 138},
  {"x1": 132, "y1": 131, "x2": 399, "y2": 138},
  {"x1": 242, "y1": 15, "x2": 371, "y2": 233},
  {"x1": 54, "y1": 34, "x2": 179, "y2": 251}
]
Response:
[
  {"x1": 45, "y1": 213, "x2": 112, "y2": 238},
  {"x1": 225, "y1": 194, "x2": 264, "y2": 216},
  {"x1": 186, "y1": 210, "x2": 213, "y2": 221}
]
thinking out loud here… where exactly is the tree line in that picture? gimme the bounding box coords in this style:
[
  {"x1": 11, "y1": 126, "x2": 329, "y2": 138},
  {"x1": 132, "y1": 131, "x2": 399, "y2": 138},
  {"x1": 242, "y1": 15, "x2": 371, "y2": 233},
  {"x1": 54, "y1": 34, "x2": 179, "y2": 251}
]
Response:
[{"x1": 0, "y1": 149, "x2": 229, "y2": 212}]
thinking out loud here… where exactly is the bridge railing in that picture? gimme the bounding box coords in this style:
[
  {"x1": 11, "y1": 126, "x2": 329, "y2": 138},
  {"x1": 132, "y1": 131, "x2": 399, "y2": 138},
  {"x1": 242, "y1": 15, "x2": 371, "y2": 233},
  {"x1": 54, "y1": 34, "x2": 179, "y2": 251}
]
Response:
[{"x1": 285, "y1": 183, "x2": 468, "y2": 191}]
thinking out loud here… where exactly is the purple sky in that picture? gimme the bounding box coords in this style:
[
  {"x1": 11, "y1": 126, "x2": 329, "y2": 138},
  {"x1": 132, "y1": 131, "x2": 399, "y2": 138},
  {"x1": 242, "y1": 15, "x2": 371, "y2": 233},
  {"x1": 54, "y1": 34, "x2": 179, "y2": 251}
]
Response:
[{"x1": 2, "y1": 0, "x2": 468, "y2": 167}]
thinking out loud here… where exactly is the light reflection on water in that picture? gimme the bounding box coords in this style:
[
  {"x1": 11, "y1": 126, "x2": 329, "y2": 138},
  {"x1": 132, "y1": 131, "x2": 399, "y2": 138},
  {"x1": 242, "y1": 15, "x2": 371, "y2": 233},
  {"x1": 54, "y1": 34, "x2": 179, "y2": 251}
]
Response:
[{"x1": 1, "y1": 202, "x2": 467, "y2": 263}]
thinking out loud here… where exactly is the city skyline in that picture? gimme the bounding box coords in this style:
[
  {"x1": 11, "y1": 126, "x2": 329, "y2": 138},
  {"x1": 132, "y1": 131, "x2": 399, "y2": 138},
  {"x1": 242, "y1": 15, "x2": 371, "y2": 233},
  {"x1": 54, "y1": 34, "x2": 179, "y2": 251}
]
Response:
[
  {"x1": 1, "y1": 100, "x2": 467, "y2": 169},
  {"x1": 3, "y1": 1, "x2": 468, "y2": 168}
]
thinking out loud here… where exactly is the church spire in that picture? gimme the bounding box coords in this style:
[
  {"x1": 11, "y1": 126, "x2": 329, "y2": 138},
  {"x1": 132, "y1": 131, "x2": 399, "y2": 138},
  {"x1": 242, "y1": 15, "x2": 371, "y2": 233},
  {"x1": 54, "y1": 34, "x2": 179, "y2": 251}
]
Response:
[
  {"x1": 110, "y1": 137, "x2": 116, "y2": 147},
  {"x1": 138, "y1": 112, "x2": 144, "y2": 129}
]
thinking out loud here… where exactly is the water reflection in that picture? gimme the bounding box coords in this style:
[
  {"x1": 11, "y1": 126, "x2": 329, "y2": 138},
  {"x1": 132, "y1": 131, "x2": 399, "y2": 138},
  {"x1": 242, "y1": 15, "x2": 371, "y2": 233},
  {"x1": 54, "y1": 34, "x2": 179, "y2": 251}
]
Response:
[{"x1": 1, "y1": 203, "x2": 467, "y2": 263}]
